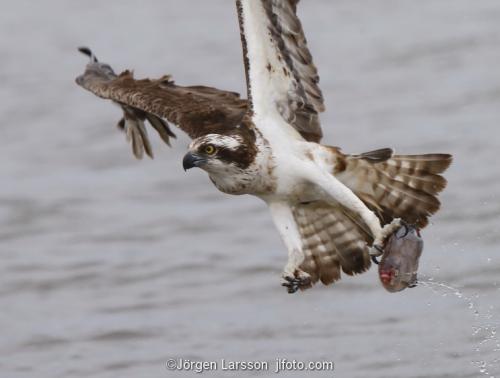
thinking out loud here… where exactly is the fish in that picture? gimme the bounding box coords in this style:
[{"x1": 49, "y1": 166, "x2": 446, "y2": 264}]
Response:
[{"x1": 378, "y1": 223, "x2": 423, "y2": 292}]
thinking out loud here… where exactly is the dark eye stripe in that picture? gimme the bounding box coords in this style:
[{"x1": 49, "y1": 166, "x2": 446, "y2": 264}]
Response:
[{"x1": 216, "y1": 146, "x2": 255, "y2": 169}]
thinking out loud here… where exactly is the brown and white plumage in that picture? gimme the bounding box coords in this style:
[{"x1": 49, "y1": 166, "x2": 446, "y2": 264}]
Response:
[
  {"x1": 294, "y1": 201, "x2": 372, "y2": 286},
  {"x1": 236, "y1": 0, "x2": 325, "y2": 144},
  {"x1": 292, "y1": 148, "x2": 451, "y2": 286},
  {"x1": 334, "y1": 149, "x2": 452, "y2": 228},
  {"x1": 75, "y1": 1, "x2": 452, "y2": 293}
]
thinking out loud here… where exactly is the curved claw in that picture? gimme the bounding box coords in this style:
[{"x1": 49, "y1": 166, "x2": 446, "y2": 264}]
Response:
[
  {"x1": 407, "y1": 281, "x2": 418, "y2": 288},
  {"x1": 370, "y1": 243, "x2": 384, "y2": 256},
  {"x1": 396, "y1": 221, "x2": 410, "y2": 239},
  {"x1": 282, "y1": 281, "x2": 300, "y2": 294},
  {"x1": 281, "y1": 273, "x2": 311, "y2": 294},
  {"x1": 282, "y1": 277, "x2": 301, "y2": 293}
]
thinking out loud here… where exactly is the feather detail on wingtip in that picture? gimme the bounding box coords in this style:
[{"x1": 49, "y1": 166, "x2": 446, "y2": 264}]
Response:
[
  {"x1": 122, "y1": 111, "x2": 154, "y2": 159},
  {"x1": 78, "y1": 46, "x2": 98, "y2": 62},
  {"x1": 145, "y1": 114, "x2": 176, "y2": 147},
  {"x1": 76, "y1": 46, "x2": 249, "y2": 144},
  {"x1": 76, "y1": 47, "x2": 181, "y2": 158}
]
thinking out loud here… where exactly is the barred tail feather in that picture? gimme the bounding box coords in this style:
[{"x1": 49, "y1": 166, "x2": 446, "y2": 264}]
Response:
[
  {"x1": 335, "y1": 149, "x2": 452, "y2": 228},
  {"x1": 387, "y1": 154, "x2": 452, "y2": 175}
]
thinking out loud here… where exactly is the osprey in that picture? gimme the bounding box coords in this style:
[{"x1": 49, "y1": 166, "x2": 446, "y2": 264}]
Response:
[{"x1": 76, "y1": 0, "x2": 452, "y2": 293}]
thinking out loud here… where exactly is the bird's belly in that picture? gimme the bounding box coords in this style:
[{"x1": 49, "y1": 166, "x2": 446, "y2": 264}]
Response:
[{"x1": 260, "y1": 153, "x2": 319, "y2": 202}]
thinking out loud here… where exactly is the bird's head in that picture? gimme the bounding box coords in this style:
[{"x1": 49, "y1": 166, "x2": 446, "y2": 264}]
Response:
[{"x1": 183, "y1": 133, "x2": 255, "y2": 175}]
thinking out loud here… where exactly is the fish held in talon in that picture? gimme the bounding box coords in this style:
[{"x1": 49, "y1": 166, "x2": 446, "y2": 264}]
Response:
[{"x1": 378, "y1": 224, "x2": 423, "y2": 293}]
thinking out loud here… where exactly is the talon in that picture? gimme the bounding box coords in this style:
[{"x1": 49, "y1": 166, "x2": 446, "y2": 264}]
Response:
[
  {"x1": 408, "y1": 279, "x2": 418, "y2": 288},
  {"x1": 371, "y1": 255, "x2": 380, "y2": 265},
  {"x1": 281, "y1": 270, "x2": 312, "y2": 293},
  {"x1": 397, "y1": 221, "x2": 410, "y2": 239},
  {"x1": 281, "y1": 281, "x2": 299, "y2": 294},
  {"x1": 370, "y1": 244, "x2": 384, "y2": 256}
]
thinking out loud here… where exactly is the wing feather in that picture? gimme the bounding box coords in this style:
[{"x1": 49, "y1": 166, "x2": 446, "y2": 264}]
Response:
[
  {"x1": 236, "y1": 0, "x2": 324, "y2": 142},
  {"x1": 294, "y1": 202, "x2": 372, "y2": 286},
  {"x1": 144, "y1": 113, "x2": 175, "y2": 147},
  {"x1": 76, "y1": 48, "x2": 248, "y2": 146}
]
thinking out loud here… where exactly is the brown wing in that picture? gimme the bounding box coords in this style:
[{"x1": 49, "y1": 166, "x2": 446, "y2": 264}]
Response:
[
  {"x1": 236, "y1": 0, "x2": 325, "y2": 142},
  {"x1": 76, "y1": 48, "x2": 248, "y2": 157}
]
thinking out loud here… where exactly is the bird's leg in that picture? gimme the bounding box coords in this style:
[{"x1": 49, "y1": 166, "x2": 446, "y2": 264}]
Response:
[
  {"x1": 268, "y1": 201, "x2": 311, "y2": 293},
  {"x1": 310, "y1": 172, "x2": 400, "y2": 255},
  {"x1": 371, "y1": 220, "x2": 406, "y2": 265},
  {"x1": 372, "y1": 218, "x2": 402, "y2": 252}
]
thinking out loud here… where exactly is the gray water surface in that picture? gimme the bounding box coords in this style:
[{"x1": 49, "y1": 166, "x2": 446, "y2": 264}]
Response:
[{"x1": 1, "y1": 1, "x2": 500, "y2": 377}]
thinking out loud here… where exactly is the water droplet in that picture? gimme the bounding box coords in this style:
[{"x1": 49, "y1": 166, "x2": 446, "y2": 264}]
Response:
[{"x1": 419, "y1": 277, "x2": 500, "y2": 376}]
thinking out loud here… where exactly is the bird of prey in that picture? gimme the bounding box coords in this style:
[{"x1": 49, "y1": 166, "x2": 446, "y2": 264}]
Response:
[{"x1": 76, "y1": 0, "x2": 452, "y2": 293}]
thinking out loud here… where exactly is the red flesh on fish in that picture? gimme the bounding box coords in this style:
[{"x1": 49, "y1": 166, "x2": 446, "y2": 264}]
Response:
[{"x1": 378, "y1": 224, "x2": 423, "y2": 293}]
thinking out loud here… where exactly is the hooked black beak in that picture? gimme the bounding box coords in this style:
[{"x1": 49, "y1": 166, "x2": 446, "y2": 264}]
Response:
[{"x1": 182, "y1": 152, "x2": 206, "y2": 171}]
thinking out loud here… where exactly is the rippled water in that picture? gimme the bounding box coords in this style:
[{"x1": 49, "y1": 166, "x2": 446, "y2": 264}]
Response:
[{"x1": 1, "y1": 1, "x2": 499, "y2": 377}]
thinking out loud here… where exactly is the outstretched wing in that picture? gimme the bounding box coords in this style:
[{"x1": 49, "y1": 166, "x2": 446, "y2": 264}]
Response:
[
  {"x1": 76, "y1": 48, "x2": 248, "y2": 158},
  {"x1": 236, "y1": 0, "x2": 325, "y2": 142}
]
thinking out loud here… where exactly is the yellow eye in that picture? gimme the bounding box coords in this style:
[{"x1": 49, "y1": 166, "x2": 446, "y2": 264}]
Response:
[{"x1": 204, "y1": 145, "x2": 216, "y2": 155}]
